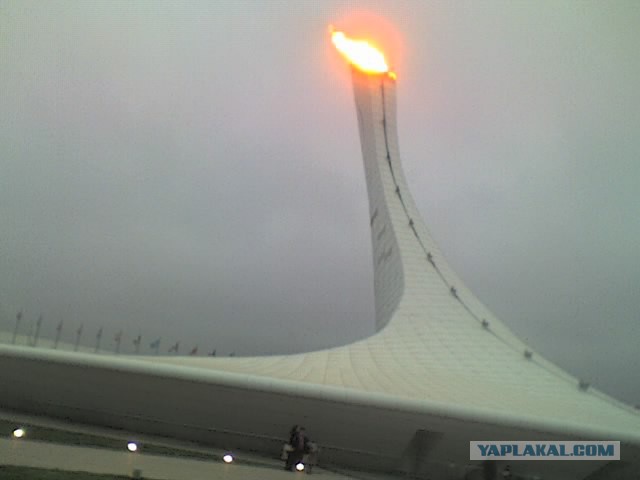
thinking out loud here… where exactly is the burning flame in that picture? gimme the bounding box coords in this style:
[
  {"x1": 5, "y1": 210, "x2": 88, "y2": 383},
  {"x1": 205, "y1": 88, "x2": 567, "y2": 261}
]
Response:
[{"x1": 331, "y1": 28, "x2": 393, "y2": 76}]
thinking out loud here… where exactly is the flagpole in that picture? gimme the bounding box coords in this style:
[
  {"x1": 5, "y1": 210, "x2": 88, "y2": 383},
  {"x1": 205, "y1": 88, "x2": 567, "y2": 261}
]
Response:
[
  {"x1": 95, "y1": 327, "x2": 103, "y2": 353},
  {"x1": 12, "y1": 311, "x2": 22, "y2": 344},
  {"x1": 74, "y1": 324, "x2": 83, "y2": 352},
  {"x1": 54, "y1": 319, "x2": 63, "y2": 349},
  {"x1": 27, "y1": 318, "x2": 33, "y2": 346},
  {"x1": 115, "y1": 331, "x2": 122, "y2": 354},
  {"x1": 32, "y1": 314, "x2": 43, "y2": 347}
]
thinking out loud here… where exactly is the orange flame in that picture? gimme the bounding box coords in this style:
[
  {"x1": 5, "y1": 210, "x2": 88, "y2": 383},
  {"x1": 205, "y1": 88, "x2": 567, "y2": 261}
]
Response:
[{"x1": 331, "y1": 28, "x2": 392, "y2": 76}]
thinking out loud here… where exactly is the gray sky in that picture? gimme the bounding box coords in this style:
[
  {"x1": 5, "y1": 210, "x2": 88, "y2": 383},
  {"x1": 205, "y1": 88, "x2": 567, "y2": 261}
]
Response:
[{"x1": 1, "y1": 1, "x2": 639, "y2": 404}]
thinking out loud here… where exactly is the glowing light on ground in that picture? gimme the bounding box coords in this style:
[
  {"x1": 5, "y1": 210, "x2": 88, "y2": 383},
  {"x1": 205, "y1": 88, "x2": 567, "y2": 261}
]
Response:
[
  {"x1": 295, "y1": 462, "x2": 305, "y2": 471},
  {"x1": 127, "y1": 442, "x2": 138, "y2": 452},
  {"x1": 223, "y1": 454, "x2": 233, "y2": 463},
  {"x1": 13, "y1": 428, "x2": 25, "y2": 438}
]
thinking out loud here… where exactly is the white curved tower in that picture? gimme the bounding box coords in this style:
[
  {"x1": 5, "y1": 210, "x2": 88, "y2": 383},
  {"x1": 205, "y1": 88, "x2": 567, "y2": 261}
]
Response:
[{"x1": 1, "y1": 32, "x2": 639, "y2": 480}]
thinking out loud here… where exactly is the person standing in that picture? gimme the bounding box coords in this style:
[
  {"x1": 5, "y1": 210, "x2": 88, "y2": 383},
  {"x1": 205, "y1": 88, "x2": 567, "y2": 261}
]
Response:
[
  {"x1": 286, "y1": 426, "x2": 307, "y2": 471},
  {"x1": 284, "y1": 425, "x2": 301, "y2": 471},
  {"x1": 283, "y1": 425, "x2": 298, "y2": 469}
]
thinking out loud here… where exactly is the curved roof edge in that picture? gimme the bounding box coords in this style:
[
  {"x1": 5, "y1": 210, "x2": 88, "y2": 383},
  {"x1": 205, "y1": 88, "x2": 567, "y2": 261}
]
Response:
[{"x1": 3, "y1": 344, "x2": 639, "y2": 446}]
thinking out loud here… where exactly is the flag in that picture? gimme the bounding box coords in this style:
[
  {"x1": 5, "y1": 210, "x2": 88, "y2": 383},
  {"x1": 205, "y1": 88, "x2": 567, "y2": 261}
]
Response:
[
  {"x1": 56, "y1": 320, "x2": 63, "y2": 332},
  {"x1": 17, "y1": 311, "x2": 23, "y2": 321},
  {"x1": 96, "y1": 327, "x2": 103, "y2": 339},
  {"x1": 189, "y1": 346, "x2": 198, "y2": 356},
  {"x1": 149, "y1": 338, "x2": 161, "y2": 349},
  {"x1": 114, "y1": 330, "x2": 123, "y2": 353},
  {"x1": 77, "y1": 324, "x2": 83, "y2": 336},
  {"x1": 168, "y1": 341, "x2": 180, "y2": 353},
  {"x1": 208, "y1": 349, "x2": 216, "y2": 357},
  {"x1": 36, "y1": 315, "x2": 43, "y2": 327},
  {"x1": 132, "y1": 333, "x2": 142, "y2": 353}
]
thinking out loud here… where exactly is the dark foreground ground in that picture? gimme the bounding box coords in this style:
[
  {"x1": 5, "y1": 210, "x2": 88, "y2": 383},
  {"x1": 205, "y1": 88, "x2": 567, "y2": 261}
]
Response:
[{"x1": 0, "y1": 466, "x2": 134, "y2": 480}]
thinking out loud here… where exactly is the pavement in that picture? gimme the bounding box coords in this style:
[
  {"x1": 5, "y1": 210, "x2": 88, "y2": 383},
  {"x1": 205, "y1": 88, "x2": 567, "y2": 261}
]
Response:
[
  {"x1": 1, "y1": 438, "x2": 350, "y2": 480},
  {"x1": 0, "y1": 410, "x2": 391, "y2": 480}
]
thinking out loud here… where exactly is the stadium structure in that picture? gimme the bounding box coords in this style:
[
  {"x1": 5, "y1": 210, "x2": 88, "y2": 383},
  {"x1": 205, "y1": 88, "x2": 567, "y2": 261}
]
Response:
[{"x1": 1, "y1": 31, "x2": 639, "y2": 480}]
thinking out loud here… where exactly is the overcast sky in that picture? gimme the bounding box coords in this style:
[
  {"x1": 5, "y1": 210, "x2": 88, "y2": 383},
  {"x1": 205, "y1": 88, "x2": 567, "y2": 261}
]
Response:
[{"x1": 1, "y1": 1, "x2": 639, "y2": 404}]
